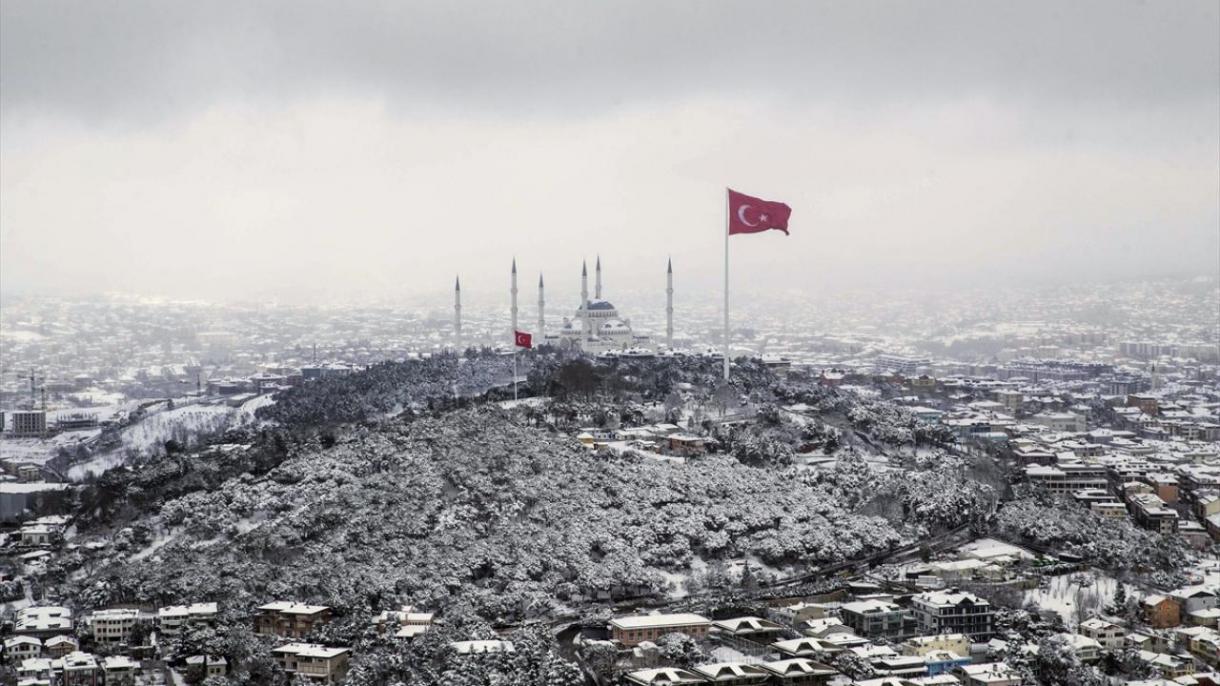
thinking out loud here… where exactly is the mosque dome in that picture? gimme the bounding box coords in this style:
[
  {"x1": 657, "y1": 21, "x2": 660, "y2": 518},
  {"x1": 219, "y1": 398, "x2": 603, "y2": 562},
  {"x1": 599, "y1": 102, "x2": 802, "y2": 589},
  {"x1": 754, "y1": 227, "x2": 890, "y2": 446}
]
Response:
[{"x1": 580, "y1": 299, "x2": 616, "y2": 312}]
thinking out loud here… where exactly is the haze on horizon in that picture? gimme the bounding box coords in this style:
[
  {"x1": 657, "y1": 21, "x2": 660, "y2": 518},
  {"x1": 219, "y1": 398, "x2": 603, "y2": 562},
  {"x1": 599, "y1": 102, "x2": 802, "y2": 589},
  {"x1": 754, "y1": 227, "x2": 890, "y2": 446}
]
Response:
[{"x1": 1, "y1": 0, "x2": 1217, "y2": 306}]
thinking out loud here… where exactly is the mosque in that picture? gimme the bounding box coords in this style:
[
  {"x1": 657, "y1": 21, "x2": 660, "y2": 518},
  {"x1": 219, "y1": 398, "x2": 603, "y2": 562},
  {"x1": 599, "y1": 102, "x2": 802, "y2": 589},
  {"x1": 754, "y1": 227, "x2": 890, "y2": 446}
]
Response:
[
  {"x1": 546, "y1": 257, "x2": 661, "y2": 353},
  {"x1": 454, "y1": 256, "x2": 675, "y2": 354}
]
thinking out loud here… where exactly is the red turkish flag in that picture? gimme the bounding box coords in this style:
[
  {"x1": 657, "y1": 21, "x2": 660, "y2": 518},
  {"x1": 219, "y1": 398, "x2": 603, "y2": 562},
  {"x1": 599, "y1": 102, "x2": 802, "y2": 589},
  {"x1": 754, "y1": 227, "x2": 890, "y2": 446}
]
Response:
[
  {"x1": 728, "y1": 189, "x2": 791, "y2": 236},
  {"x1": 514, "y1": 330, "x2": 533, "y2": 349}
]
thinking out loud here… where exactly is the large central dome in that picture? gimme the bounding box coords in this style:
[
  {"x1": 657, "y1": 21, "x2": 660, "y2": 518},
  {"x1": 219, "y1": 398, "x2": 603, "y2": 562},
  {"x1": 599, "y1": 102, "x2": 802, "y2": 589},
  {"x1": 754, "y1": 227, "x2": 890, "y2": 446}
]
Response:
[{"x1": 581, "y1": 299, "x2": 616, "y2": 312}]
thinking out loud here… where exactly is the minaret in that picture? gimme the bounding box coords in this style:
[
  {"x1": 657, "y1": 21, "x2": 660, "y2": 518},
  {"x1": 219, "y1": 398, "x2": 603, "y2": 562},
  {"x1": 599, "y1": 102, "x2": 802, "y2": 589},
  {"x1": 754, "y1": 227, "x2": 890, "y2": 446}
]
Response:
[
  {"x1": 454, "y1": 276, "x2": 462, "y2": 349},
  {"x1": 510, "y1": 258, "x2": 519, "y2": 342},
  {"x1": 666, "y1": 257, "x2": 674, "y2": 349},
  {"x1": 537, "y1": 273, "x2": 545, "y2": 336},
  {"x1": 581, "y1": 260, "x2": 590, "y2": 339},
  {"x1": 595, "y1": 255, "x2": 603, "y2": 300}
]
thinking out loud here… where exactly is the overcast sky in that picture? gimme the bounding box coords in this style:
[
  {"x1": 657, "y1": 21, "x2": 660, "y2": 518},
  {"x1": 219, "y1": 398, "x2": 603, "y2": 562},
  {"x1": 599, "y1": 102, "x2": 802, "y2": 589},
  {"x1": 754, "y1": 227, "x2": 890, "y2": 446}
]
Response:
[{"x1": 1, "y1": 0, "x2": 1217, "y2": 305}]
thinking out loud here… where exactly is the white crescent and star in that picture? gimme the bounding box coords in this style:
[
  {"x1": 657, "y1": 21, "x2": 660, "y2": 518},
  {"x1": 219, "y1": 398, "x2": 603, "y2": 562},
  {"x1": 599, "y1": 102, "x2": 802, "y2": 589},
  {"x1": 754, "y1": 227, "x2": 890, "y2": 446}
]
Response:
[
  {"x1": 737, "y1": 204, "x2": 771, "y2": 227},
  {"x1": 737, "y1": 204, "x2": 759, "y2": 227}
]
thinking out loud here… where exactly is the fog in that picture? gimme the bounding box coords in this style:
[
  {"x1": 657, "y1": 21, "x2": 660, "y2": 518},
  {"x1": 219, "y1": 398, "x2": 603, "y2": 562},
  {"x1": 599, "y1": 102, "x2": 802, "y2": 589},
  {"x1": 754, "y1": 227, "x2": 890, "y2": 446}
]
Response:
[{"x1": 2, "y1": 0, "x2": 1217, "y2": 304}]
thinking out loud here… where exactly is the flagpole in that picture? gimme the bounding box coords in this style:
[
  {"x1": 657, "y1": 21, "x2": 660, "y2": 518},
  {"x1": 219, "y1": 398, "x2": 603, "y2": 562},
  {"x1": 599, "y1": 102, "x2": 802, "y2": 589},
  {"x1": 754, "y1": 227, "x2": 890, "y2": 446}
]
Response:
[
  {"x1": 513, "y1": 347, "x2": 518, "y2": 401},
  {"x1": 723, "y1": 187, "x2": 730, "y2": 381}
]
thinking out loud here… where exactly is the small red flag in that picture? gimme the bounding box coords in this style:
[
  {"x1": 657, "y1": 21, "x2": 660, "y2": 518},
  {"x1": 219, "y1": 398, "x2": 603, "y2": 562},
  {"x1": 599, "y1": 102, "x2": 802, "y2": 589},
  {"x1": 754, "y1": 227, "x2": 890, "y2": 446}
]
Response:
[
  {"x1": 514, "y1": 330, "x2": 533, "y2": 349},
  {"x1": 728, "y1": 189, "x2": 791, "y2": 236}
]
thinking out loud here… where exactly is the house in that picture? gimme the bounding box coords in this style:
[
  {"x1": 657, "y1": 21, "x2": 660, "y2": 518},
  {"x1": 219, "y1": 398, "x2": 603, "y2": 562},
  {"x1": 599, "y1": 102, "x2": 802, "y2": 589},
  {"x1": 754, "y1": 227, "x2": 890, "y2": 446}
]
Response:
[
  {"x1": 902, "y1": 634, "x2": 970, "y2": 658},
  {"x1": 1172, "y1": 586, "x2": 1219, "y2": 615},
  {"x1": 44, "y1": 635, "x2": 79, "y2": 657},
  {"x1": 101, "y1": 656, "x2": 141, "y2": 685},
  {"x1": 923, "y1": 649, "x2": 972, "y2": 676},
  {"x1": 1136, "y1": 650, "x2": 1195, "y2": 678},
  {"x1": 802, "y1": 617, "x2": 856, "y2": 639},
  {"x1": 255, "y1": 602, "x2": 333, "y2": 638},
  {"x1": 1188, "y1": 630, "x2": 1220, "y2": 666},
  {"x1": 840, "y1": 600, "x2": 908, "y2": 639},
  {"x1": 158, "y1": 602, "x2": 218, "y2": 637},
  {"x1": 667, "y1": 434, "x2": 709, "y2": 457},
  {"x1": 14, "y1": 606, "x2": 73, "y2": 638},
  {"x1": 772, "y1": 637, "x2": 840, "y2": 659},
  {"x1": 18, "y1": 524, "x2": 61, "y2": 547},
  {"x1": 60, "y1": 651, "x2": 101, "y2": 686},
  {"x1": 271, "y1": 643, "x2": 351, "y2": 684},
  {"x1": 955, "y1": 661, "x2": 1023, "y2": 685},
  {"x1": 4, "y1": 635, "x2": 43, "y2": 661},
  {"x1": 758, "y1": 658, "x2": 838, "y2": 685},
  {"x1": 1144, "y1": 594, "x2": 1182, "y2": 628},
  {"x1": 373, "y1": 605, "x2": 434, "y2": 638},
  {"x1": 17, "y1": 657, "x2": 55, "y2": 685},
  {"x1": 450, "y1": 640, "x2": 515, "y2": 655},
  {"x1": 771, "y1": 602, "x2": 830, "y2": 626},
  {"x1": 1057, "y1": 633, "x2": 1102, "y2": 662},
  {"x1": 870, "y1": 654, "x2": 928, "y2": 678},
  {"x1": 610, "y1": 613, "x2": 711, "y2": 647},
  {"x1": 911, "y1": 589, "x2": 994, "y2": 640},
  {"x1": 624, "y1": 668, "x2": 707, "y2": 685},
  {"x1": 1078, "y1": 618, "x2": 1125, "y2": 649},
  {"x1": 186, "y1": 655, "x2": 228, "y2": 679},
  {"x1": 691, "y1": 662, "x2": 771, "y2": 684},
  {"x1": 711, "y1": 616, "x2": 786, "y2": 647}
]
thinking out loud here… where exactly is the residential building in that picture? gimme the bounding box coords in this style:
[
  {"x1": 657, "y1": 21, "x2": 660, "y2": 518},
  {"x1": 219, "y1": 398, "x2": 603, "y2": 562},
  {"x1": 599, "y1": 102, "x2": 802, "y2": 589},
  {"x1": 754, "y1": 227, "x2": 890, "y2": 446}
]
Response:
[
  {"x1": 955, "y1": 662, "x2": 1023, "y2": 686},
  {"x1": 757, "y1": 658, "x2": 838, "y2": 685},
  {"x1": 158, "y1": 602, "x2": 218, "y2": 637},
  {"x1": 101, "y1": 656, "x2": 141, "y2": 685},
  {"x1": 15, "y1": 606, "x2": 73, "y2": 638},
  {"x1": 839, "y1": 600, "x2": 907, "y2": 639},
  {"x1": 902, "y1": 634, "x2": 970, "y2": 658},
  {"x1": 1129, "y1": 493, "x2": 1180, "y2": 534},
  {"x1": 44, "y1": 635, "x2": 79, "y2": 657},
  {"x1": 911, "y1": 590, "x2": 994, "y2": 640},
  {"x1": 1078, "y1": 618, "x2": 1126, "y2": 649},
  {"x1": 691, "y1": 662, "x2": 771, "y2": 684},
  {"x1": 60, "y1": 651, "x2": 101, "y2": 686},
  {"x1": 712, "y1": 616, "x2": 786, "y2": 647},
  {"x1": 271, "y1": 643, "x2": 351, "y2": 684},
  {"x1": 624, "y1": 668, "x2": 707, "y2": 685},
  {"x1": 4, "y1": 635, "x2": 43, "y2": 661},
  {"x1": 186, "y1": 655, "x2": 228, "y2": 680},
  {"x1": 88, "y1": 608, "x2": 142, "y2": 646},
  {"x1": 1144, "y1": 595, "x2": 1182, "y2": 628},
  {"x1": 255, "y1": 602, "x2": 333, "y2": 638}
]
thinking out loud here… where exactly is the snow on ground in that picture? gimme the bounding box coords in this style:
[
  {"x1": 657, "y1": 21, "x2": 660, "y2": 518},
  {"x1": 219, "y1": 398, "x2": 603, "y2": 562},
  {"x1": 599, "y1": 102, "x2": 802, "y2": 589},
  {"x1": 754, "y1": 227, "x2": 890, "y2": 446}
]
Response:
[
  {"x1": 658, "y1": 569, "x2": 691, "y2": 599},
  {"x1": 1023, "y1": 571, "x2": 1134, "y2": 626},
  {"x1": 957, "y1": 538, "x2": 1037, "y2": 561},
  {"x1": 131, "y1": 532, "x2": 175, "y2": 561},
  {"x1": 709, "y1": 645, "x2": 763, "y2": 664},
  {"x1": 67, "y1": 398, "x2": 268, "y2": 479},
  {"x1": 1, "y1": 429, "x2": 102, "y2": 466},
  {"x1": 498, "y1": 396, "x2": 551, "y2": 410},
  {"x1": 603, "y1": 440, "x2": 685, "y2": 465}
]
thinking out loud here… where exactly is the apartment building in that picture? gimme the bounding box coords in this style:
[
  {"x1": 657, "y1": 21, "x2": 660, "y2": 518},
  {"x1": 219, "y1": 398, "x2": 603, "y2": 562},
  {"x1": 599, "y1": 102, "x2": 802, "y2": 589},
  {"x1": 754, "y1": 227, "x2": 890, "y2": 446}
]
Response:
[
  {"x1": 254, "y1": 602, "x2": 333, "y2": 638},
  {"x1": 911, "y1": 590, "x2": 994, "y2": 640},
  {"x1": 271, "y1": 643, "x2": 350, "y2": 684}
]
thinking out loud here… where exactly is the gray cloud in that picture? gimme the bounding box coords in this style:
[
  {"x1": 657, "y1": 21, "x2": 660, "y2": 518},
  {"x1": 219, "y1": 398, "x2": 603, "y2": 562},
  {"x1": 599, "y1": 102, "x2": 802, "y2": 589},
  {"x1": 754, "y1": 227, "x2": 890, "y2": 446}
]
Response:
[
  {"x1": 3, "y1": 0, "x2": 1216, "y2": 124},
  {"x1": 0, "y1": 1, "x2": 1216, "y2": 303}
]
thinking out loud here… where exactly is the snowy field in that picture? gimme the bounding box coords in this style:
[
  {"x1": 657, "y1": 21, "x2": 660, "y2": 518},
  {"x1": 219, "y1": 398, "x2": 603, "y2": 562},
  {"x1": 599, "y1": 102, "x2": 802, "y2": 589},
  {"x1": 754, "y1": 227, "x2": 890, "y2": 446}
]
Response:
[
  {"x1": 1023, "y1": 571, "x2": 1135, "y2": 626},
  {"x1": 0, "y1": 429, "x2": 102, "y2": 466},
  {"x1": 66, "y1": 395, "x2": 274, "y2": 479}
]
